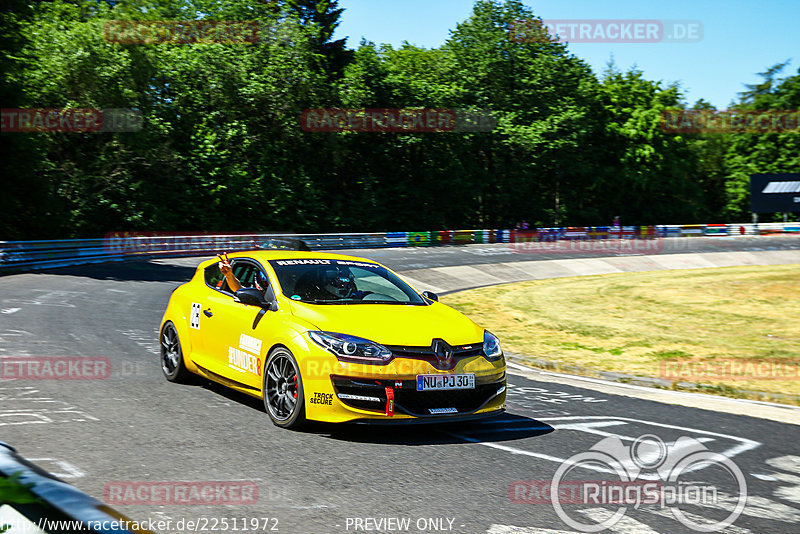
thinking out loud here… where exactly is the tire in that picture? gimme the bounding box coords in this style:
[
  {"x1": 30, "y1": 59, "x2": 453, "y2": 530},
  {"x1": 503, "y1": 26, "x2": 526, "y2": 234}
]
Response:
[
  {"x1": 160, "y1": 321, "x2": 193, "y2": 383},
  {"x1": 263, "y1": 347, "x2": 306, "y2": 429}
]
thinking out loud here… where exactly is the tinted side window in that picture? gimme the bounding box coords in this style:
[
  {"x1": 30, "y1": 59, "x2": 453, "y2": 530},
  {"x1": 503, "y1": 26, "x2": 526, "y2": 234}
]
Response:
[
  {"x1": 232, "y1": 260, "x2": 269, "y2": 289},
  {"x1": 232, "y1": 264, "x2": 256, "y2": 288},
  {"x1": 204, "y1": 264, "x2": 224, "y2": 288}
]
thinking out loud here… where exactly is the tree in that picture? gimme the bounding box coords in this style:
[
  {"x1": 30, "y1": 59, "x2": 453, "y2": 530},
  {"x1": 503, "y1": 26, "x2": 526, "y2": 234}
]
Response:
[{"x1": 723, "y1": 63, "x2": 800, "y2": 220}]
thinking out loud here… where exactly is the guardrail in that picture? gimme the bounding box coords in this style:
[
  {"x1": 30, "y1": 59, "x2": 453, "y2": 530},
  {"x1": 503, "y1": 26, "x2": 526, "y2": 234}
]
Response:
[
  {"x1": 512, "y1": 223, "x2": 800, "y2": 239},
  {"x1": 0, "y1": 230, "x2": 513, "y2": 273},
  {"x1": 1, "y1": 224, "x2": 797, "y2": 274}
]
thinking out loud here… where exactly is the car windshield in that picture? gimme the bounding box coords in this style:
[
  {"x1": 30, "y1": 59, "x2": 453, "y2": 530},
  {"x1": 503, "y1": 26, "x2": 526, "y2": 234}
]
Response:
[{"x1": 268, "y1": 259, "x2": 425, "y2": 305}]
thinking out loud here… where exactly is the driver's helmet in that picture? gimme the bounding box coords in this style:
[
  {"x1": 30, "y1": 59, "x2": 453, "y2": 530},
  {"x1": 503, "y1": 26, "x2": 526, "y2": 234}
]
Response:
[
  {"x1": 253, "y1": 271, "x2": 269, "y2": 293},
  {"x1": 321, "y1": 266, "x2": 355, "y2": 297}
]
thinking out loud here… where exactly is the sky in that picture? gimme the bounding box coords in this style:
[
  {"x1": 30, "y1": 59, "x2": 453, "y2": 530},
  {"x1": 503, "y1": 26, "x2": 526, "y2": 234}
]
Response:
[{"x1": 332, "y1": 0, "x2": 799, "y2": 108}]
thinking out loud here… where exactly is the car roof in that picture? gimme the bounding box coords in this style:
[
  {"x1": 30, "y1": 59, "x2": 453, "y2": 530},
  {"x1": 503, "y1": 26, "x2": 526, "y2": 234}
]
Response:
[{"x1": 204, "y1": 250, "x2": 379, "y2": 266}]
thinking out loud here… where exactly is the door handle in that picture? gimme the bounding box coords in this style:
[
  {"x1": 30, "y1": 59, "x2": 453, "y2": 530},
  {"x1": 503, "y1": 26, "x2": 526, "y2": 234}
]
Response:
[{"x1": 203, "y1": 309, "x2": 213, "y2": 317}]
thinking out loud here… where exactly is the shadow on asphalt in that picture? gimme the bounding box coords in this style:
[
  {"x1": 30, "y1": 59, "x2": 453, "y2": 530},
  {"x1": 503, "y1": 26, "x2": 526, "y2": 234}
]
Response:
[
  {"x1": 36, "y1": 260, "x2": 196, "y2": 282},
  {"x1": 201, "y1": 379, "x2": 266, "y2": 411},
  {"x1": 313, "y1": 414, "x2": 554, "y2": 445},
  {"x1": 200, "y1": 380, "x2": 554, "y2": 444}
]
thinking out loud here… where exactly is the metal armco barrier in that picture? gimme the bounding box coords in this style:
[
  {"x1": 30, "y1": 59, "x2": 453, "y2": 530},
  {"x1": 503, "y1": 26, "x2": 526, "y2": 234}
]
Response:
[
  {"x1": 2, "y1": 223, "x2": 797, "y2": 274},
  {"x1": 0, "y1": 230, "x2": 512, "y2": 273},
  {"x1": 705, "y1": 224, "x2": 728, "y2": 236},
  {"x1": 681, "y1": 224, "x2": 706, "y2": 237},
  {"x1": 509, "y1": 222, "x2": 798, "y2": 244}
]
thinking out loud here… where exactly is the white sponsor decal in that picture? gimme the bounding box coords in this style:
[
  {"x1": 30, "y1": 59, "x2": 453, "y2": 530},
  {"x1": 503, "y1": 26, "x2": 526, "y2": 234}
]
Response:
[
  {"x1": 335, "y1": 260, "x2": 379, "y2": 268},
  {"x1": 228, "y1": 346, "x2": 261, "y2": 375},
  {"x1": 238, "y1": 333, "x2": 262, "y2": 355},
  {"x1": 428, "y1": 407, "x2": 458, "y2": 414},
  {"x1": 275, "y1": 259, "x2": 331, "y2": 266},
  {"x1": 190, "y1": 303, "x2": 201, "y2": 330}
]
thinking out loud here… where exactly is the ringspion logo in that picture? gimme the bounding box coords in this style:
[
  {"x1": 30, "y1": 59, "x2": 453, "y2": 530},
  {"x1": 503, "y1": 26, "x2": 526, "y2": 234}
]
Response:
[{"x1": 511, "y1": 434, "x2": 746, "y2": 532}]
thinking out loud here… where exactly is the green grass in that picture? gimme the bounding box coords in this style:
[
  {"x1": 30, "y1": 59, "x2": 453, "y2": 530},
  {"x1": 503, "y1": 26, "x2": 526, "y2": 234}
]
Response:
[{"x1": 443, "y1": 265, "x2": 800, "y2": 399}]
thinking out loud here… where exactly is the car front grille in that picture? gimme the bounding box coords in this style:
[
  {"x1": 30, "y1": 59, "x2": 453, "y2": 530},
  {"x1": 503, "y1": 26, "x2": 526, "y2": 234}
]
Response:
[
  {"x1": 385, "y1": 344, "x2": 484, "y2": 371},
  {"x1": 331, "y1": 375, "x2": 505, "y2": 417},
  {"x1": 394, "y1": 384, "x2": 502, "y2": 415}
]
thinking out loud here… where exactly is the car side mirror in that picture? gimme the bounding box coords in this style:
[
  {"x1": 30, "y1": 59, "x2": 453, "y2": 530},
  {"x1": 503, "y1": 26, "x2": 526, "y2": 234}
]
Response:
[
  {"x1": 264, "y1": 285, "x2": 279, "y2": 311},
  {"x1": 234, "y1": 288, "x2": 267, "y2": 307},
  {"x1": 422, "y1": 291, "x2": 439, "y2": 302}
]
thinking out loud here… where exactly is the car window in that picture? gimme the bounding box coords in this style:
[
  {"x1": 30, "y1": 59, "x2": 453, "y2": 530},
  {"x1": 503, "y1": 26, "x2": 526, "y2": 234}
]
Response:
[
  {"x1": 233, "y1": 263, "x2": 255, "y2": 287},
  {"x1": 349, "y1": 267, "x2": 408, "y2": 301},
  {"x1": 232, "y1": 260, "x2": 269, "y2": 290},
  {"x1": 268, "y1": 259, "x2": 424, "y2": 304},
  {"x1": 204, "y1": 260, "x2": 268, "y2": 293},
  {"x1": 204, "y1": 263, "x2": 224, "y2": 289}
]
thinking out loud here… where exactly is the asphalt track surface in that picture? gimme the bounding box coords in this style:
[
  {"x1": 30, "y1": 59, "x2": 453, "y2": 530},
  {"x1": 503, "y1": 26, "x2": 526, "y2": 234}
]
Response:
[{"x1": 1, "y1": 237, "x2": 800, "y2": 534}]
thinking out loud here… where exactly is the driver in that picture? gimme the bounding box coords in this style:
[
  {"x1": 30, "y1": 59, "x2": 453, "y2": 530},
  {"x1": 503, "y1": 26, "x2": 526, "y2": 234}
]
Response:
[
  {"x1": 298, "y1": 265, "x2": 368, "y2": 301},
  {"x1": 322, "y1": 266, "x2": 358, "y2": 298},
  {"x1": 218, "y1": 253, "x2": 268, "y2": 295}
]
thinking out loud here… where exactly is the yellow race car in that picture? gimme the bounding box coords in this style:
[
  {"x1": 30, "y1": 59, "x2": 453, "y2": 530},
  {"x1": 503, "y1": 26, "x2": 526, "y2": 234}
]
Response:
[{"x1": 159, "y1": 251, "x2": 506, "y2": 428}]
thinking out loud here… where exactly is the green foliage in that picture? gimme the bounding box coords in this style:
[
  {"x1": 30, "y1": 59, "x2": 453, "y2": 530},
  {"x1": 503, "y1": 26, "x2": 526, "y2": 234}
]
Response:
[
  {"x1": 722, "y1": 63, "x2": 800, "y2": 221},
  {"x1": 0, "y1": 473, "x2": 41, "y2": 505},
  {"x1": 2, "y1": 0, "x2": 798, "y2": 239}
]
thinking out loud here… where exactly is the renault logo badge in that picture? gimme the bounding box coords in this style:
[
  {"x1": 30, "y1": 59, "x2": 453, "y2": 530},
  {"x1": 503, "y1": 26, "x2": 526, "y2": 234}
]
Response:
[{"x1": 431, "y1": 339, "x2": 454, "y2": 366}]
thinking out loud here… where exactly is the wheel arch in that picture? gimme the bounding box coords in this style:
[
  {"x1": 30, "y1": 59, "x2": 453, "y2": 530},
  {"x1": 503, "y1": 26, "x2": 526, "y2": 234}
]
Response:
[{"x1": 160, "y1": 291, "x2": 195, "y2": 366}]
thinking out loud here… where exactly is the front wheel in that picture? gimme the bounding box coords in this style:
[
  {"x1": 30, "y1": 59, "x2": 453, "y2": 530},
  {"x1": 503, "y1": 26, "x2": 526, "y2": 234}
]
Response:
[
  {"x1": 263, "y1": 347, "x2": 306, "y2": 429},
  {"x1": 160, "y1": 321, "x2": 193, "y2": 383}
]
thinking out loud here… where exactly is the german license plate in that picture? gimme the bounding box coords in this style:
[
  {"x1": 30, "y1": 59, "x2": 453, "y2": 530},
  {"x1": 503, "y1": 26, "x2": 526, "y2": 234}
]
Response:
[{"x1": 416, "y1": 373, "x2": 475, "y2": 391}]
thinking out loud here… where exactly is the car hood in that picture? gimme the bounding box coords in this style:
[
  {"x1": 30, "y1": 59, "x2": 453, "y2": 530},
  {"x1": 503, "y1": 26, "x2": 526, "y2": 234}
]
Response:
[{"x1": 287, "y1": 300, "x2": 484, "y2": 347}]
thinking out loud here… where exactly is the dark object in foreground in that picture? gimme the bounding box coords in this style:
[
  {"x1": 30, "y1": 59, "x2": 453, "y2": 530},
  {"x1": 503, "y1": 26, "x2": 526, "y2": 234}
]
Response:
[{"x1": 0, "y1": 442, "x2": 153, "y2": 534}]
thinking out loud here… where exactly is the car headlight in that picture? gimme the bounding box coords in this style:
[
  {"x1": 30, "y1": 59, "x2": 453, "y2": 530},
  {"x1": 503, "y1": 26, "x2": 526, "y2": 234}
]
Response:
[
  {"x1": 483, "y1": 330, "x2": 503, "y2": 361},
  {"x1": 308, "y1": 331, "x2": 393, "y2": 364}
]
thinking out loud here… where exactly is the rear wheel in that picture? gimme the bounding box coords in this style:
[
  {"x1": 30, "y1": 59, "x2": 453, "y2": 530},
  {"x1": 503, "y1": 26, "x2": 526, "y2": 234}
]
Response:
[
  {"x1": 160, "y1": 322, "x2": 193, "y2": 383},
  {"x1": 263, "y1": 347, "x2": 305, "y2": 429}
]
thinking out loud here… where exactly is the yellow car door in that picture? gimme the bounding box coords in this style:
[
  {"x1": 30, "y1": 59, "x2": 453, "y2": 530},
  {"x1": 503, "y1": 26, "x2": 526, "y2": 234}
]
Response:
[
  {"x1": 186, "y1": 262, "x2": 230, "y2": 372},
  {"x1": 204, "y1": 259, "x2": 273, "y2": 391}
]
